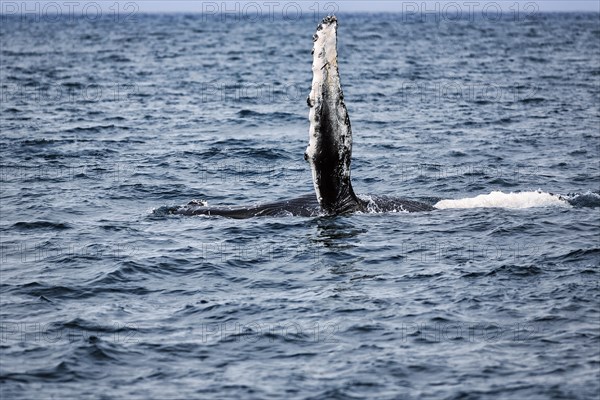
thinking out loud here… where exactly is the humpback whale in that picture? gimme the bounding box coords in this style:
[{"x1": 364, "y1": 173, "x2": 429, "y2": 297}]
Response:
[{"x1": 170, "y1": 16, "x2": 434, "y2": 218}]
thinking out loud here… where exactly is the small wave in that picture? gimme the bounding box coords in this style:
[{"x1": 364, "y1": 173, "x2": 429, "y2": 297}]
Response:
[
  {"x1": 238, "y1": 109, "x2": 262, "y2": 118},
  {"x1": 12, "y1": 221, "x2": 72, "y2": 230},
  {"x1": 359, "y1": 195, "x2": 409, "y2": 214},
  {"x1": 151, "y1": 205, "x2": 187, "y2": 216},
  {"x1": 434, "y1": 190, "x2": 569, "y2": 209},
  {"x1": 520, "y1": 97, "x2": 546, "y2": 104},
  {"x1": 63, "y1": 124, "x2": 116, "y2": 134},
  {"x1": 98, "y1": 54, "x2": 131, "y2": 63}
]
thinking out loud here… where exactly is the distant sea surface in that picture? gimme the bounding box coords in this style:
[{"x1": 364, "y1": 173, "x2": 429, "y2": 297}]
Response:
[{"x1": 1, "y1": 11, "x2": 599, "y2": 400}]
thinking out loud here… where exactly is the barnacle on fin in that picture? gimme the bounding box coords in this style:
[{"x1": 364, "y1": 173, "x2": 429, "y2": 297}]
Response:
[{"x1": 321, "y1": 15, "x2": 337, "y2": 25}]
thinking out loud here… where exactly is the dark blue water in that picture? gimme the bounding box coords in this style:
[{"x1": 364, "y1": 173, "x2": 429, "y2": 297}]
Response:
[{"x1": 1, "y1": 10, "x2": 599, "y2": 400}]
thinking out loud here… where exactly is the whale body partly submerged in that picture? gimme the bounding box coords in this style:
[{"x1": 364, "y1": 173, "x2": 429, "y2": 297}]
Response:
[
  {"x1": 164, "y1": 16, "x2": 596, "y2": 218},
  {"x1": 170, "y1": 16, "x2": 434, "y2": 218}
]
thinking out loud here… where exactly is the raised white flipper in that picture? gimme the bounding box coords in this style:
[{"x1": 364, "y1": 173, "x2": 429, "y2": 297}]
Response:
[{"x1": 305, "y1": 16, "x2": 363, "y2": 214}]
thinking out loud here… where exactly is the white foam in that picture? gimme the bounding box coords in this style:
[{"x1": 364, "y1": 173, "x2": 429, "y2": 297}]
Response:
[{"x1": 434, "y1": 190, "x2": 570, "y2": 209}]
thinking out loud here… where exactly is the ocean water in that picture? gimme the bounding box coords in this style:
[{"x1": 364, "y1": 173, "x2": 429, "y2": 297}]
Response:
[{"x1": 1, "y1": 9, "x2": 599, "y2": 400}]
